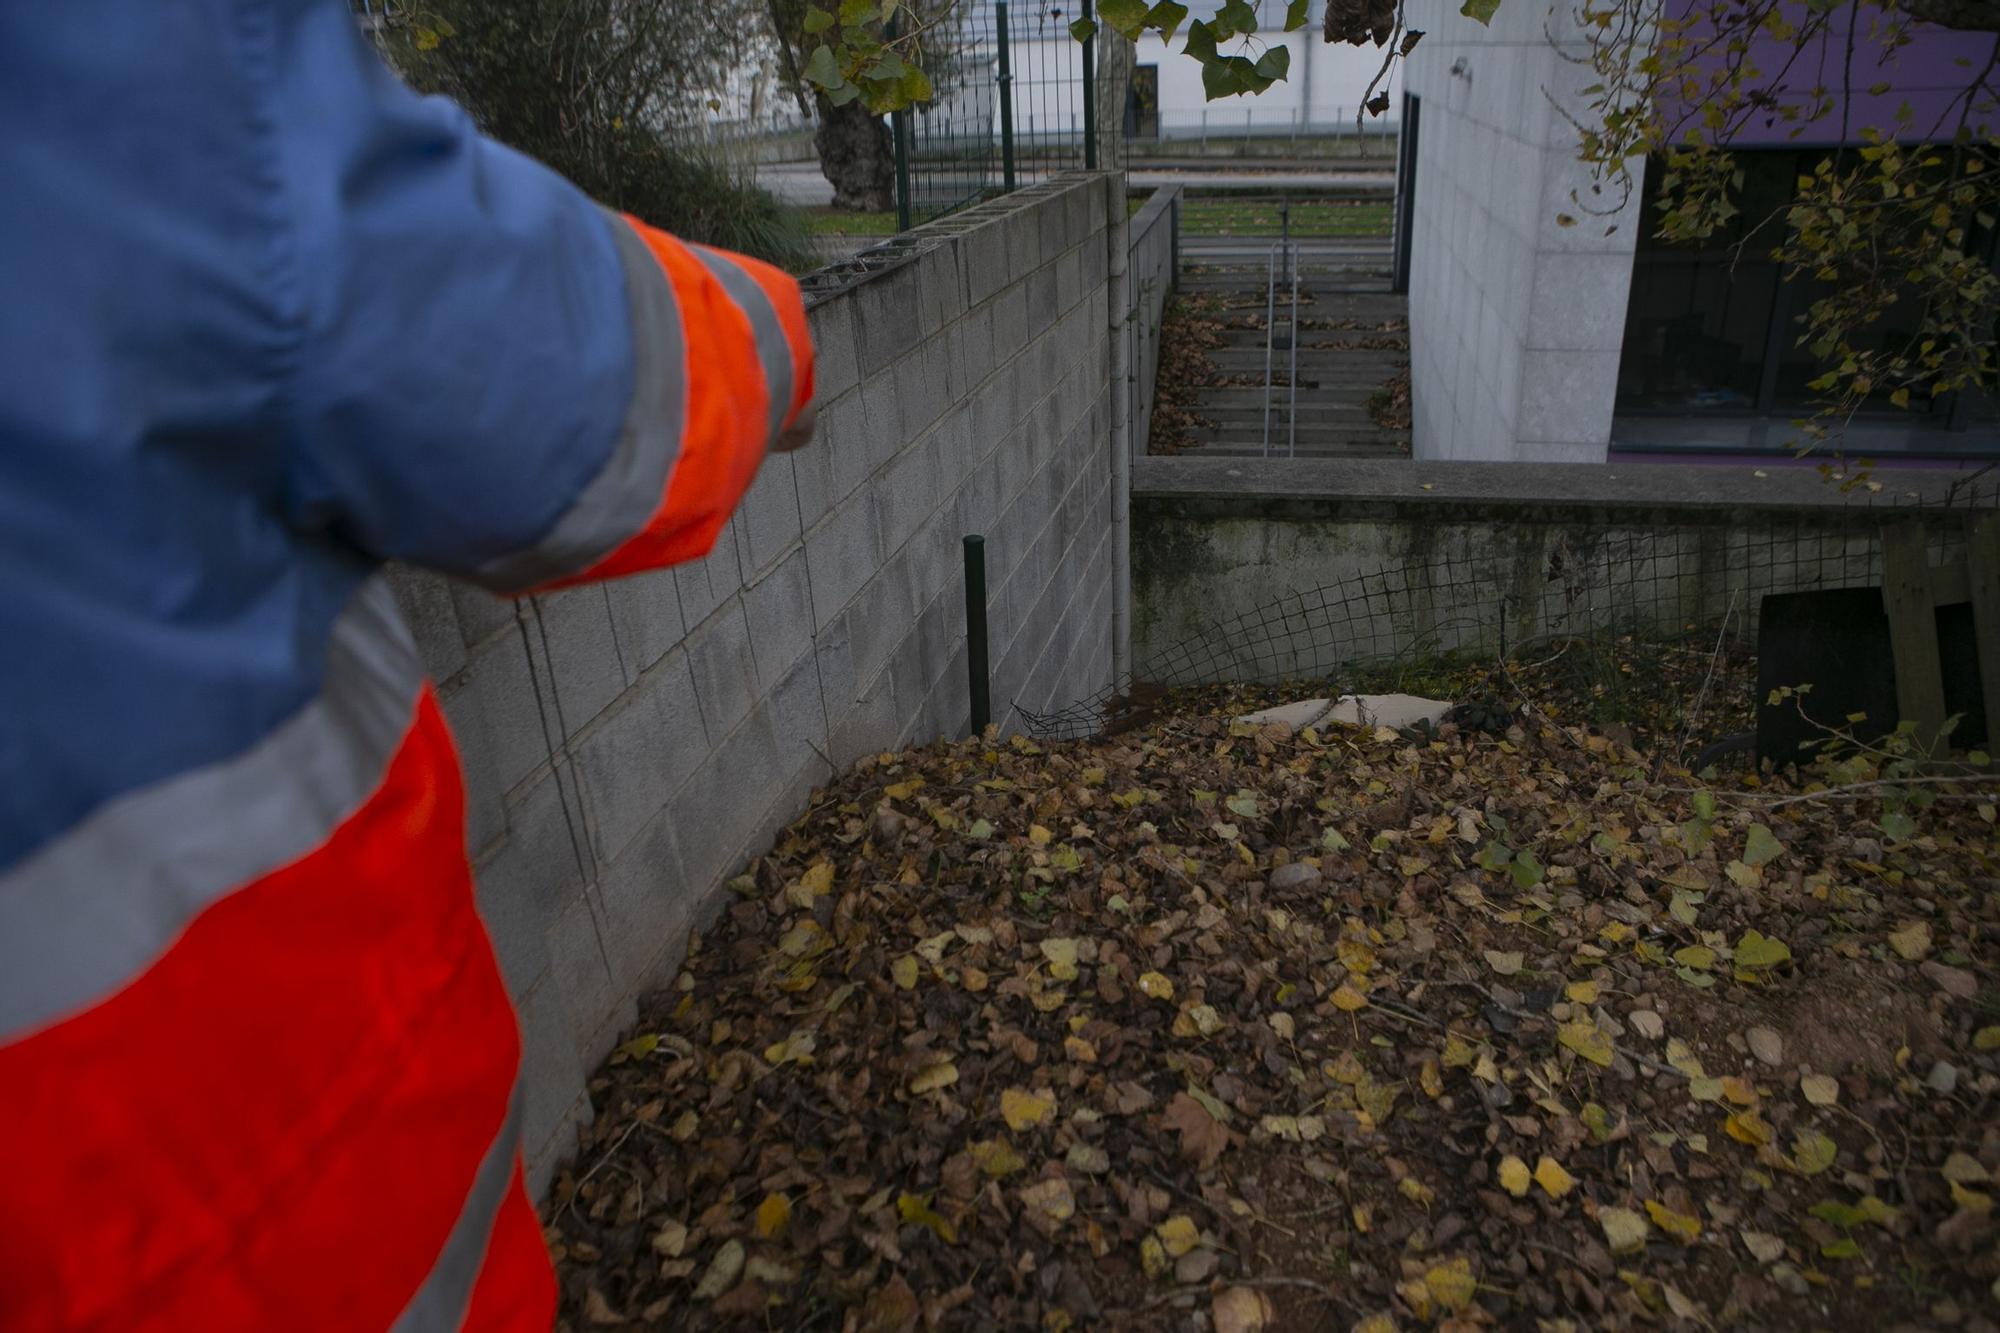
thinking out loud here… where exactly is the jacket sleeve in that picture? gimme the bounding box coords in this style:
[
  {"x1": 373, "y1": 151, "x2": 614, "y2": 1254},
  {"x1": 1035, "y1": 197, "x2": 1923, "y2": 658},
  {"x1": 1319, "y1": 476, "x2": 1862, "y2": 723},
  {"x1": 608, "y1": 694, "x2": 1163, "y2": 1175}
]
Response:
[{"x1": 276, "y1": 7, "x2": 814, "y2": 593}]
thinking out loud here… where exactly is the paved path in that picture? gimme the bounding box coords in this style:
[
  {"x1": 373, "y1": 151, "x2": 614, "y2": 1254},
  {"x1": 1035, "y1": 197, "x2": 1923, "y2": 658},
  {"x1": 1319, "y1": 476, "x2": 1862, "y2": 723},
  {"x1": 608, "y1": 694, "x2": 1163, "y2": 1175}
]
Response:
[{"x1": 758, "y1": 163, "x2": 1392, "y2": 207}]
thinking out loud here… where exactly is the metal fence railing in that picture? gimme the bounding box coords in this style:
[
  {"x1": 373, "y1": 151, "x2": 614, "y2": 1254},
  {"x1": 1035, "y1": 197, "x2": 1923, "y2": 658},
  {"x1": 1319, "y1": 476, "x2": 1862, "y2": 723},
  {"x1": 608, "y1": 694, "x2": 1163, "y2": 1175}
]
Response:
[{"x1": 890, "y1": 0, "x2": 1100, "y2": 229}]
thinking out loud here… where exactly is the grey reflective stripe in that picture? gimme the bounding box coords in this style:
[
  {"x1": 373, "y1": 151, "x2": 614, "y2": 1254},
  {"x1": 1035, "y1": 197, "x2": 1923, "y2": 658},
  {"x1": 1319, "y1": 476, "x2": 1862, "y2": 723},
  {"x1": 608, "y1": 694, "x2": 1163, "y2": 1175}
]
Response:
[
  {"x1": 691, "y1": 244, "x2": 795, "y2": 446},
  {"x1": 391, "y1": 1084, "x2": 524, "y2": 1333},
  {"x1": 471, "y1": 211, "x2": 689, "y2": 592},
  {"x1": 0, "y1": 575, "x2": 424, "y2": 1041}
]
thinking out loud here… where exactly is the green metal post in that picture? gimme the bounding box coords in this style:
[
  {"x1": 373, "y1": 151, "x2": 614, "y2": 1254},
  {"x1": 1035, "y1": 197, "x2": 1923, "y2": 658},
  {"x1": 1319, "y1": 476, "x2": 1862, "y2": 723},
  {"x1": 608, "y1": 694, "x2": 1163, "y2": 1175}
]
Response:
[
  {"x1": 890, "y1": 14, "x2": 913, "y2": 231},
  {"x1": 996, "y1": 1, "x2": 1017, "y2": 192},
  {"x1": 1081, "y1": 0, "x2": 1097, "y2": 169},
  {"x1": 963, "y1": 536, "x2": 991, "y2": 733}
]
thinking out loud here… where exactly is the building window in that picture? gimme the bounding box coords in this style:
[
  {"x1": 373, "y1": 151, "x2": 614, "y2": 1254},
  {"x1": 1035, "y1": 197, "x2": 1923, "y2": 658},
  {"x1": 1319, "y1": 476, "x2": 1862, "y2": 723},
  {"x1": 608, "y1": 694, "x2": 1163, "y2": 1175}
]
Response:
[{"x1": 1616, "y1": 149, "x2": 1998, "y2": 434}]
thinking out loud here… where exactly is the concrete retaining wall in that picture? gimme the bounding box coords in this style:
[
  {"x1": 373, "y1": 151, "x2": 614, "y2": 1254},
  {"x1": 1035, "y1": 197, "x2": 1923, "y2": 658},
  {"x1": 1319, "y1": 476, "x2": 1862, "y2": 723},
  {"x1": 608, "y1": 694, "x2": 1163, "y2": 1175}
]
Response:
[
  {"x1": 1127, "y1": 186, "x2": 1180, "y2": 455},
  {"x1": 1399, "y1": 0, "x2": 1644, "y2": 463},
  {"x1": 391, "y1": 173, "x2": 1122, "y2": 1194},
  {"x1": 1131, "y1": 457, "x2": 1988, "y2": 682}
]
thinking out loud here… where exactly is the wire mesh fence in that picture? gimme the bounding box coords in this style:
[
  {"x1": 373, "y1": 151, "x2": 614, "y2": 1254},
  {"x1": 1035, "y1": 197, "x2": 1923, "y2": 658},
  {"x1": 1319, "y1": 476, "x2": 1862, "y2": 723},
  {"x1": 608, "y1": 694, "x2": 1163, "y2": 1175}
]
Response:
[
  {"x1": 1020, "y1": 477, "x2": 2000, "y2": 741},
  {"x1": 892, "y1": 0, "x2": 1102, "y2": 228}
]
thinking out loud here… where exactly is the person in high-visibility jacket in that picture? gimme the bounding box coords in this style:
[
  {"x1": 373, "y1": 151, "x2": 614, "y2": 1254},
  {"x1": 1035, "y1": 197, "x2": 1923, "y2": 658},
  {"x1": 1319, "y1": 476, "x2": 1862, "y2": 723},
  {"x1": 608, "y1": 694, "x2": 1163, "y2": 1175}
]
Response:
[{"x1": 0, "y1": 3, "x2": 815, "y2": 1328}]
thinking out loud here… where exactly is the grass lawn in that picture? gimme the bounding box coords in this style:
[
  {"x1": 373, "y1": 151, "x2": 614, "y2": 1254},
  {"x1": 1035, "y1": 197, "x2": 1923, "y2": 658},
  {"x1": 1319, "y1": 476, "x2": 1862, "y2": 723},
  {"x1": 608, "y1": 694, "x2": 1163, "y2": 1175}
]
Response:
[
  {"x1": 803, "y1": 207, "x2": 902, "y2": 237},
  {"x1": 1182, "y1": 198, "x2": 1392, "y2": 238}
]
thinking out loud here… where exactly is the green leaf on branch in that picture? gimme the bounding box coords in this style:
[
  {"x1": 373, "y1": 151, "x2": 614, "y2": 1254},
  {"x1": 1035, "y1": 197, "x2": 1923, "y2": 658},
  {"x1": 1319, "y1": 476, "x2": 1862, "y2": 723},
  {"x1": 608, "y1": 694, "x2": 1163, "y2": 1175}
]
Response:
[
  {"x1": 1183, "y1": 18, "x2": 1218, "y2": 60},
  {"x1": 1215, "y1": 0, "x2": 1258, "y2": 38},
  {"x1": 1069, "y1": 16, "x2": 1098, "y2": 41},
  {"x1": 1460, "y1": 0, "x2": 1501, "y2": 22},
  {"x1": 1284, "y1": 0, "x2": 1311, "y2": 28},
  {"x1": 804, "y1": 6, "x2": 835, "y2": 33},
  {"x1": 839, "y1": 0, "x2": 877, "y2": 22},
  {"x1": 1101, "y1": 0, "x2": 1151, "y2": 39},
  {"x1": 1253, "y1": 45, "x2": 1291, "y2": 82},
  {"x1": 1146, "y1": 0, "x2": 1191, "y2": 40},
  {"x1": 803, "y1": 43, "x2": 844, "y2": 90}
]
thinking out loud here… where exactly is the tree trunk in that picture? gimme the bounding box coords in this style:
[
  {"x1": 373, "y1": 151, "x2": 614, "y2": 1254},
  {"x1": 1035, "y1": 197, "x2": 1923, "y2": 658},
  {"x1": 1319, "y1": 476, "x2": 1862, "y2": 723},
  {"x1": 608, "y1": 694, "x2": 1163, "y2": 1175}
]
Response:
[{"x1": 814, "y1": 95, "x2": 896, "y2": 213}]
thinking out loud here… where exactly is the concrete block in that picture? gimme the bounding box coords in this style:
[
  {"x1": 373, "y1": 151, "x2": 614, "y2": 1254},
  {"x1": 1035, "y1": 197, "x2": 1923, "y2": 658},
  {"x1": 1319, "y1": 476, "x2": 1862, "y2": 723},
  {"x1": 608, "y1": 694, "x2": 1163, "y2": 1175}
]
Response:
[
  {"x1": 1055, "y1": 243, "x2": 1084, "y2": 315},
  {"x1": 850, "y1": 554, "x2": 919, "y2": 695},
  {"x1": 674, "y1": 519, "x2": 741, "y2": 627},
  {"x1": 807, "y1": 295, "x2": 860, "y2": 403},
  {"x1": 1005, "y1": 205, "x2": 1041, "y2": 282},
  {"x1": 895, "y1": 350, "x2": 941, "y2": 440},
  {"x1": 449, "y1": 581, "x2": 516, "y2": 651},
  {"x1": 1038, "y1": 194, "x2": 1069, "y2": 263},
  {"x1": 387, "y1": 566, "x2": 465, "y2": 682},
  {"x1": 805, "y1": 488, "x2": 882, "y2": 630},
  {"x1": 516, "y1": 967, "x2": 593, "y2": 1193},
  {"x1": 439, "y1": 677, "x2": 508, "y2": 857},
  {"x1": 876, "y1": 436, "x2": 942, "y2": 561},
  {"x1": 788, "y1": 410, "x2": 836, "y2": 528},
  {"x1": 1517, "y1": 348, "x2": 1621, "y2": 448},
  {"x1": 673, "y1": 702, "x2": 789, "y2": 891},
  {"x1": 459, "y1": 628, "x2": 554, "y2": 794},
  {"x1": 742, "y1": 548, "x2": 816, "y2": 689},
  {"x1": 474, "y1": 765, "x2": 589, "y2": 993},
  {"x1": 854, "y1": 266, "x2": 923, "y2": 376},
  {"x1": 814, "y1": 608, "x2": 857, "y2": 715},
  {"x1": 961, "y1": 301, "x2": 996, "y2": 392},
  {"x1": 685, "y1": 600, "x2": 758, "y2": 745},
  {"x1": 915, "y1": 245, "x2": 961, "y2": 336},
  {"x1": 573, "y1": 650, "x2": 705, "y2": 865},
  {"x1": 1526, "y1": 249, "x2": 1637, "y2": 352},
  {"x1": 592, "y1": 804, "x2": 691, "y2": 993},
  {"x1": 529, "y1": 587, "x2": 626, "y2": 736},
  {"x1": 604, "y1": 567, "x2": 685, "y2": 679},
  {"x1": 1027, "y1": 265, "x2": 1061, "y2": 335},
  {"x1": 966, "y1": 223, "x2": 1010, "y2": 306},
  {"x1": 545, "y1": 888, "x2": 616, "y2": 1053},
  {"x1": 732, "y1": 453, "x2": 803, "y2": 581}
]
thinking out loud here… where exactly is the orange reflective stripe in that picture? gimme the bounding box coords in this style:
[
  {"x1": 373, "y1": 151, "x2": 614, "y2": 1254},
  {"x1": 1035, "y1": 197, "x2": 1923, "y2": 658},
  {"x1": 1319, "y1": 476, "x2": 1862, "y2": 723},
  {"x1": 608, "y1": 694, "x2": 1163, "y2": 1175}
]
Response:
[
  {"x1": 545, "y1": 217, "x2": 774, "y2": 584},
  {"x1": 728, "y1": 249, "x2": 816, "y2": 427}
]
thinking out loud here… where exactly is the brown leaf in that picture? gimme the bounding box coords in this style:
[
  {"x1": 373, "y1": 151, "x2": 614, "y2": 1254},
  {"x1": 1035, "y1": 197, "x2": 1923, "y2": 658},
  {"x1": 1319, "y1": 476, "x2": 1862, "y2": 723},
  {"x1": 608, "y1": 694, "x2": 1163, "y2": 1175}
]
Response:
[
  {"x1": 1162, "y1": 1091, "x2": 1229, "y2": 1168},
  {"x1": 1212, "y1": 1286, "x2": 1275, "y2": 1333}
]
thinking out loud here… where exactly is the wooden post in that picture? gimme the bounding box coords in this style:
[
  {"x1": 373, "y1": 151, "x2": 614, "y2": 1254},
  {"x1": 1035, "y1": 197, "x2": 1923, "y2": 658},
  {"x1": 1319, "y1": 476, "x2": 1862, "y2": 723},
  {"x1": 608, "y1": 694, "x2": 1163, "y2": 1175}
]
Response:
[
  {"x1": 1967, "y1": 513, "x2": 2000, "y2": 744},
  {"x1": 1880, "y1": 524, "x2": 1947, "y2": 748}
]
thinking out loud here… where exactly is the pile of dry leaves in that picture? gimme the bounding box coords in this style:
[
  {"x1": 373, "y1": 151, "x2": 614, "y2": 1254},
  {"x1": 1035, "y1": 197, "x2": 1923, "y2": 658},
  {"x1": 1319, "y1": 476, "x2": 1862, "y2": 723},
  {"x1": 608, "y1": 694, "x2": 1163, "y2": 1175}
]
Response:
[{"x1": 547, "y1": 692, "x2": 1999, "y2": 1331}]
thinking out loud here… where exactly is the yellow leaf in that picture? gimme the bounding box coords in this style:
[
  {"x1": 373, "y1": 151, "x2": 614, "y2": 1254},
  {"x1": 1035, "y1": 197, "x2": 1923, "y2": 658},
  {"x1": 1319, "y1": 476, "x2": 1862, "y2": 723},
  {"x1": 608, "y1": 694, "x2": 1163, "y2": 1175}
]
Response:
[
  {"x1": 1140, "y1": 1234, "x2": 1170, "y2": 1279},
  {"x1": 1352, "y1": 1317, "x2": 1397, "y2": 1333},
  {"x1": 968, "y1": 1138, "x2": 1026, "y2": 1177},
  {"x1": 897, "y1": 1192, "x2": 958, "y2": 1243},
  {"x1": 1791, "y1": 1129, "x2": 1838, "y2": 1175},
  {"x1": 1944, "y1": 1151, "x2": 1991, "y2": 1185},
  {"x1": 754, "y1": 1192, "x2": 792, "y2": 1240},
  {"x1": 1156, "y1": 1215, "x2": 1202, "y2": 1257},
  {"x1": 1441, "y1": 1034, "x2": 1476, "y2": 1068},
  {"x1": 1599, "y1": 1205, "x2": 1650, "y2": 1253},
  {"x1": 1725, "y1": 859, "x2": 1762, "y2": 889},
  {"x1": 1887, "y1": 920, "x2": 1932, "y2": 960},
  {"x1": 1138, "y1": 971, "x2": 1174, "y2": 999},
  {"x1": 1267, "y1": 1012, "x2": 1295, "y2": 1041},
  {"x1": 1719, "y1": 1075, "x2": 1759, "y2": 1106},
  {"x1": 1566, "y1": 980, "x2": 1600, "y2": 1004},
  {"x1": 1974, "y1": 1025, "x2": 2000, "y2": 1052},
  {"x1": 891, "y1": 955, "x2": 919, "y2": 990},
  {"x1": 1018, "y1": 1176, "x2": 1075, "y2": 1225},
  {"x1": 1332, "y1": 983, "x2": 1369, "y2": 1012},
  {"x1": 1174, "y1": 1002, "x2": 1224, "y2": 1036},
  {"x1": 1000, "y1": 1087, "x2": 1054, "y2": 1131},
  {"x1": 1559, "y1": 1020, "x2": 1615, "y2": 1066},
  {"x1": 910, "y1": 1061, "x2": 959, "y2": 1094},
  {"x1": 1423, "y1": 1256, "x2": 1478, "y2": 1313},
  {"x1": 1646, "y1": 1199, "x2": 1700, "y2": 1243},
  {"x1": 1028, "y1": 824, "x2": 1053, "y2": 847},
  {"x1": 1484, "y1": 950, "x2": 1524, "y2": 976},
  {"x1": 1725, "y1": 1109, "x2": 1773, "y2": 1145},
  {"x1": 1535, "y1": 1156, "x2": 1577, "y2": 1198},
  {"x1": 1498, "y1": 1155, "x2": 1532, "y2": 1197},
  {"x1": 883, "y1": 779, "x2": 923, "y2": 800},
  {"x1": 1950, "y1": 1180, "x2": 1993, "y2": 1214},
  {"x1": 1064, "y1": 1035, "x2": 1099, "y2": 1063},
  {"x1": 800, "y1": 860, "x2": 834, "y2": 895},
  {"x1": 1673, "y1": 945, "x2": 1716, "y2": 970},
  {"x1": 1338, "y1": 937, "x2": 1376, "y2": 975},
  {"x1": 1040, "y1": 937, "x2": 1080, "y2": 981},
  {"x1": 1211, "y1": 1286, "x2": 1274, "y2": 1333},
  {"x1": 1800, "y1": 1073, "x2": 1840, "y2": 1106},
  {"x1": 763, "y1": 1030, "x2": 815, "y2": 1065},
  {"x1": 1399, "y1": 1175, "x2": 1435, "y2": 1206}
]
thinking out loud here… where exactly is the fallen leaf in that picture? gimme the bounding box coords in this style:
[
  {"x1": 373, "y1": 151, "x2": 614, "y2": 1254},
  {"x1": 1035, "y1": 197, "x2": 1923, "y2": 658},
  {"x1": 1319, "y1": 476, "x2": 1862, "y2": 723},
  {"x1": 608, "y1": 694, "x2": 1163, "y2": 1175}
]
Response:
[
  {"x1": 1743, "y1": 823, "x2": 1783, "y2": 867},
  {"x1": 1163, "y1": 1091, "x2": 1229, "y2": 1167},
  {"x1": 1566, "y1": 979, "x2": 1600, "y2": 1004},
  {"x1": 1484, "y1": 949, "x2": 1524, "y2": 976},
  {"x1": 1746, "y1": 1025, "x2": 1784, "y2": 1066},
  {"x1": 897, "y1": 1191, "x2": 958, "y2": 1244},
  {"x1": 1211, "y1": 1286, "x2": 1274, "y2": 1333},
  {"x1": 1423, "y1": 1255, "x2": 1478, "y2": 1312},
  {"x1": 968, "y1": 1138, "x2": 1026, "y2": 1177},
  {"x1": 999, "y1": 1088, "x2": 1054, "y2": 1131},
  {"x1": 910, "y1": 1061, "x2": 958, "y2": 1094},
  {"x1": 583, "y1": 1287, "x2": 624, "y2": 1325},
  {"x1": 1535, "y1": 1155, "x2": 1576, "y2": 1198},
  {"x1": 1791, "y1": 1130, "x2": 1837, "y2": 1176},
  {"x1": 1629, "y1": 1009, "x2": 1664, "y2": 1040},
  {"x1": 1498, "y1": 1154, "x2": 1531, "y2": 1197},
  {"x1": 1944, "y1": 1152, "x2": 1991, "y2": 1185},
  {"x1": 1332, "y1": 983, "x2": 1370, "y2": 1011},
  {"x1": 1735, "y1": 930, "x2": 1793, "y2": 973},
  {"x1": 693, "y1": 1239, "x2": 746, "y2": 1300},
  {"x1": 1137, "y1": 970, "x2": 1174, "y2": 999},
  {"x1": 1599, "y1": 1205, "x2": 1650, "y2": 1253},
  {"x1": 651, "y1": 1219, "x2": 688, "y2": 1257},
  {"x1": 1725, "y1": 1110, "x2": 1773, "y2": 1146},
  {"x1": 891, "y1": 955, "x2": 919, "y2": 990},
  {"x1": 754, "y1": 1192, "x2": 792, "y2": 1240},
  {"x1": 1886, "y1": 919, "x2": 1933, "y2": 961},
  {"x1": 1156, "y1": 1215, "x2": 1202, "y2": 1257},
  {"x1": 1740, "y1": 1228, "x2": 1785, "y2": 1263},
  {"x1": 1017, "y1": 1176, "x2": 1075, "y2": 1233},
  {"x1": 1800, "y1": 1073, "x2": 1839, "y2": 1106},
  {"x1": 1040, "y1": 937, "x2": 1080, "y2": 980},
  {"x1": 1975, "y1": 1025, "x2": 2000, "y2": 1052},
  {"x1": 1646, "y1": 1198, "x2": 1702, "y2": 1243},
  {"x1": 1559, "y1": 1019, "x2": 1615, "y2": 1066}
]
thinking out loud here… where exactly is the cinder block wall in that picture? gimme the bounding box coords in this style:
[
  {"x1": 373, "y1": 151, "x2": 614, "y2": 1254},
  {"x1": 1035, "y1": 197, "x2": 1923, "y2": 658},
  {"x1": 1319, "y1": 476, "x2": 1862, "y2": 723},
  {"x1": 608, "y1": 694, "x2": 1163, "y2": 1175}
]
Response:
[
  {"x1": 1399, "y1": 0, "x2": 1644, "y2": 462},
  {"x1": 389, "y1": 173, "x2": 1120, "y2": 1194},
  {"x1": 1127, "y1": 186, "x2": 1180, "y2": 453}
]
